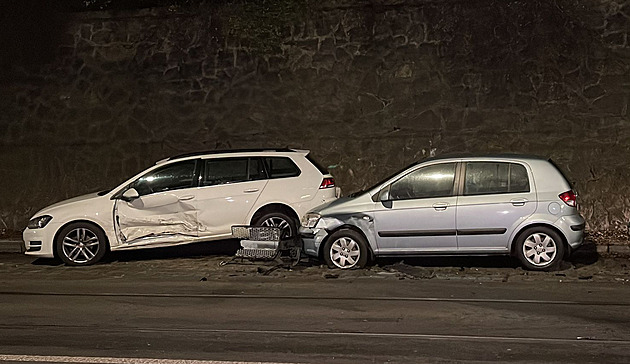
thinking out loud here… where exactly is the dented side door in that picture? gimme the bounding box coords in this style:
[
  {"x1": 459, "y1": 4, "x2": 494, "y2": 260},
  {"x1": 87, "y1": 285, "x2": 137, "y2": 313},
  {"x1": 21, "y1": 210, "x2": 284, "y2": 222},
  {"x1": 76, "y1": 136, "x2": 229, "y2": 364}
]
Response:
[
  {"x1": 113, "y1": 159, "x2": 200, "y2": 247},
  {"x1": 114, "y1": 191, "x2": 199, "y2": 246}
]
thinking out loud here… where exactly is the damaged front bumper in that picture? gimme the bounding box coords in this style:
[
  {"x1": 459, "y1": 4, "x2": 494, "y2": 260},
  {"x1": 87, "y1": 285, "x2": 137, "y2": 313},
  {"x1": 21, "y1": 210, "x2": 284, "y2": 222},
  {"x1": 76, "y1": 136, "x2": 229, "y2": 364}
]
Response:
[{"x1": 299, "y1": 226, "x2": 329, "y2": 258}]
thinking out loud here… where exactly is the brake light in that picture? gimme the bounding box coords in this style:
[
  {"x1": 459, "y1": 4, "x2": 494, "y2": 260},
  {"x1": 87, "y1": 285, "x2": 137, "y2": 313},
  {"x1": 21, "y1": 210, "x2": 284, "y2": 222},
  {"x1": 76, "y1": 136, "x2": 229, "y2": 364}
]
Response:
[
  {"x1": 320, "y1": 177, "x2": 335, "y2": 189},
  {"x1": 559, "y1": 190, "x2": 577, "y2": 207}
]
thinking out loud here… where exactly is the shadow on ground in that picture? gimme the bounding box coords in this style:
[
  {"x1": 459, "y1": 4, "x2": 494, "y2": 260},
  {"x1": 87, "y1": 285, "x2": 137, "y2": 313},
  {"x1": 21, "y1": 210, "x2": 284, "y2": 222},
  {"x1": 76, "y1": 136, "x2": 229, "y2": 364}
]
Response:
[
  {"x1": 30, "y1": 239, "x2": 601, "y2": 273},
  {"x1": 30, "y1": 239, "x2": 242, "y2": 266},
  {"x1": 374, "y1": 241, "x2": 599, "y2": 271}
]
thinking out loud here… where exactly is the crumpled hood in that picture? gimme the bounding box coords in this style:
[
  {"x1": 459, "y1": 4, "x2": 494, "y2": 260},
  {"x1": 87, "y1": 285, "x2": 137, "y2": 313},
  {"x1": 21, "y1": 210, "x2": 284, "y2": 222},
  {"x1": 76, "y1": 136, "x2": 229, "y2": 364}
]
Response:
[
  {"x1": 313, "y1": 197, "x2": 353, "y2": 213},
  {"x1": 316, "y1": 191, "x2": 375, "y2": 215},
  {"x1": 35, "y1": 192, "x2": 102, "y2": 216}
]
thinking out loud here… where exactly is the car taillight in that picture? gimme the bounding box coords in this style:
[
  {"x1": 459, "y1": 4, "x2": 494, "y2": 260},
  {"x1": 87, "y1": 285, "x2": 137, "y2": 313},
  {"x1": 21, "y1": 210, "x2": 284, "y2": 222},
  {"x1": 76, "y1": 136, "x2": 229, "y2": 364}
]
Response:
[
  {"x1": 320, "y1": 177, "x2": 335, "y2": 189},
  {"x1": 559, "y1": 190, "x2": 577, "y2": 207}
]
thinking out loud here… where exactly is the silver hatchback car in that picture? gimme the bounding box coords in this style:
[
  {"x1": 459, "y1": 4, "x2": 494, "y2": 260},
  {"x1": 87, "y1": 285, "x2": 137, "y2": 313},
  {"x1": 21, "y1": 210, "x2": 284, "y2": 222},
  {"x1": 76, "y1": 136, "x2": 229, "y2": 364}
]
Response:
[{"x1": 300, "y1": 155, "x2": 585, "y2": 271}]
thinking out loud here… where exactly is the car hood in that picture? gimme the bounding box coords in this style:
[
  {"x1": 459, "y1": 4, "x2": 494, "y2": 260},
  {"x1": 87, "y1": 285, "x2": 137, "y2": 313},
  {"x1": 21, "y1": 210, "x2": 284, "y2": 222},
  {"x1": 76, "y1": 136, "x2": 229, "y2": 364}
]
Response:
[
  {"x1": 35, "y1": 192, "x2": 102, "y2": 215},
  {"x1": 316, "y1": 192, "x2": 375, "y2": 215}
]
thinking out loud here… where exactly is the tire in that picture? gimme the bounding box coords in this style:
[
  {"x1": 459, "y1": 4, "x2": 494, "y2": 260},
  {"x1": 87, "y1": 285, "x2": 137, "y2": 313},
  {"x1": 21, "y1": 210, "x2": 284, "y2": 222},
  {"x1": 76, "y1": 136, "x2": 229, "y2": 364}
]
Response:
[
  {"x1": 515, "y1": 227, "x2": 565, "y2": 271},
  {"x1": 253, "y1": 211, "x2": 297, "y2": 240},
  {"x1": 55, "y1": 222, "x2": 108, "y2": 266},
  {"x1": 323, "y1": 229, "x2": 369, "y2": 269}
]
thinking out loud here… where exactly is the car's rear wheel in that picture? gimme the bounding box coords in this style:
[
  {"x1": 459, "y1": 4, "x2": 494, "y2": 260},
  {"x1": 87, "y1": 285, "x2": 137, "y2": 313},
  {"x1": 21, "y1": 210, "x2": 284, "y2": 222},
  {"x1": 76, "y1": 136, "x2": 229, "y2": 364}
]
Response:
[
  {"x1": 323, "y1": 229, "x2": 369, "y2": 269},
  {"x1": 254, "y1": 211, "x2": 296, "y2": 240},
  {"x1": 55, "y1": 222, "x2": 107, "y2": 266},
  {"x1": 515, "y1": 227, "x2": 564, "y2": 271}
]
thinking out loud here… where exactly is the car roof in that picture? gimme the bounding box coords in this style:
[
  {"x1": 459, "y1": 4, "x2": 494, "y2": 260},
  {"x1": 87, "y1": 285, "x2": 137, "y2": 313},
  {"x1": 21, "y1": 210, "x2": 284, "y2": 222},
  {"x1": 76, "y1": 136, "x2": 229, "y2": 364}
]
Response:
[
  {"x1": 421, "y1": 153, "x2": 548, "y2": 163},
  {"x1": 158, "y1": 148, "x2": 309, "y2": 164}
]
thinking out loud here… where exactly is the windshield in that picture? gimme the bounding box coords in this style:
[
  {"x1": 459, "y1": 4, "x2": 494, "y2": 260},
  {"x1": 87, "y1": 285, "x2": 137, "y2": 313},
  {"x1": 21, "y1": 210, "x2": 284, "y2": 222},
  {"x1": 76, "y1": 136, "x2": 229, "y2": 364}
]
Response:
[{"x1": 349, "y1": 161, "x2": 420, "y2": 197}]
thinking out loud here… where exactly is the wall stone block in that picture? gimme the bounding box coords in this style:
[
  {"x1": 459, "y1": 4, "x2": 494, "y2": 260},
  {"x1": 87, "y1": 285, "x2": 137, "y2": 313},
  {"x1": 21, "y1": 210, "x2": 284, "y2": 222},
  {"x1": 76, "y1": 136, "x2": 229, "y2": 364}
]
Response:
[{"x1": 1, "y1": 0, "x2": 630, "y2": 237}]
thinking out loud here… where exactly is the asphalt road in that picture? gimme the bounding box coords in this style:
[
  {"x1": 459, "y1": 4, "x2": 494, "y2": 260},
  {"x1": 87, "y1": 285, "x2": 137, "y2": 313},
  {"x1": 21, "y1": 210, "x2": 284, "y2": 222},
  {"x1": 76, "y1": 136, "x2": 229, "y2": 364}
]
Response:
[{"x1": 0, "y1": 245, "x2": 629, "y2": 364}]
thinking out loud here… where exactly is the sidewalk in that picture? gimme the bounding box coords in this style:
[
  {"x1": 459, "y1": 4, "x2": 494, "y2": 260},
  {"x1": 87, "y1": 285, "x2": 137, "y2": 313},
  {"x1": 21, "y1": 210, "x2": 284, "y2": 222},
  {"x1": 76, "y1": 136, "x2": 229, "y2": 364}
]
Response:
[{"x1": 0, "y1": 239, "x2": 22, "y2": 253}]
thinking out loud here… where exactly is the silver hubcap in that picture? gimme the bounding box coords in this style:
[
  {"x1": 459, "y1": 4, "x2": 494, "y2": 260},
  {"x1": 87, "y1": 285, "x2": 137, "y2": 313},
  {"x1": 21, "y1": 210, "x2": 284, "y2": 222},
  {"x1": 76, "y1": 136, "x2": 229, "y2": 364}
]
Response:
[
  {"x1": 330, "y1": 237, "x2": 361, "y2": 269},
  {"x1": 62, "y1": 228, "x2": 100, "y2": 264},
  {"x1": 260, "y1": 217, "x2": 292, "y2": 238},
  {"x1": 523, "y1": 233, "x2": 557, "y2": 266}
]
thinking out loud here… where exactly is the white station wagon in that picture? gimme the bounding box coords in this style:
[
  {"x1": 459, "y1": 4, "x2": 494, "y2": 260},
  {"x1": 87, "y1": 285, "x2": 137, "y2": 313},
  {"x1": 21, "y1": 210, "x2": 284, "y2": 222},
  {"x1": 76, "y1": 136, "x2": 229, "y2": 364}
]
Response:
[
  {"x1": 23, "y1": 149, "x2": 339, "y2": 265},
  {"x1": 300, "y1": 155, "x2": 585, "y2": 271}
]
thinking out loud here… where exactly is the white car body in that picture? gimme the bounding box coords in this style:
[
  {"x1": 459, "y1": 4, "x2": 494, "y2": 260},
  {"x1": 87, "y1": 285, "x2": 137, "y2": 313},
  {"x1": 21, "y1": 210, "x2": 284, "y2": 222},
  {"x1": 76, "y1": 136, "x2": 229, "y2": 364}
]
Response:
[{"x1": 23, "y1": 149, "x2": 339, "y2": 263}]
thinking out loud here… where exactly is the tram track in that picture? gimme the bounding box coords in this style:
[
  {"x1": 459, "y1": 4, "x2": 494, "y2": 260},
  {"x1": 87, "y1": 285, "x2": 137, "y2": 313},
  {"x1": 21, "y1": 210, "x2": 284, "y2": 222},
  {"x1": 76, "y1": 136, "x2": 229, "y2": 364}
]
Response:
[
  {"x1": 1, "y1": 290, "x2": 629, "y2": 307},
  {"x1": 1, "y1": 323, "x2": 630, "y2": 346}
]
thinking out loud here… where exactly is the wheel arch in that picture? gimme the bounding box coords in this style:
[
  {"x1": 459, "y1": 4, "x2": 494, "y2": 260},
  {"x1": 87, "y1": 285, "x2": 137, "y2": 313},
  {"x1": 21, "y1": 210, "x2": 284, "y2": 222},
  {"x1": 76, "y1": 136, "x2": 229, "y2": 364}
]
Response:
[
  {"x1": 317, "y1": 224, "x2": 375, "y2": 261},
  {"x1": 510, "y1": 223, "x2": 569, "y2": 258},
  {"x1": 249, "y1": 203, "x2": 300, "y2": 225},
  {"x1": 52, "y1": 219, "x2": 111, "y2": 259}
]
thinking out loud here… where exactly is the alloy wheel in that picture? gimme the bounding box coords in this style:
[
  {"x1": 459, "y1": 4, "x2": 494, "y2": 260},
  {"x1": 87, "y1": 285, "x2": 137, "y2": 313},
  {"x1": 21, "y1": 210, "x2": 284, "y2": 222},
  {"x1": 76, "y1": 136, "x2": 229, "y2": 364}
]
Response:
[
  {"x1": 62, "y1": 228, "x2": 101, "y2": 264},
  {"x1": 522, "y1": 232, "x2": 557, "y2": 266},
  {"x1": 260, "y1": 216, "x2": 292, "y2": 239}
]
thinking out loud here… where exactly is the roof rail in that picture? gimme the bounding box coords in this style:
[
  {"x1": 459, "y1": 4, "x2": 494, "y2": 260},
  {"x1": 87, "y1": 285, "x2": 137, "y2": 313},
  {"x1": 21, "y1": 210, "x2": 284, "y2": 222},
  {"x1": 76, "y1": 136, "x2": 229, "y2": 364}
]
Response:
[{"x1": 161, "y1": 148, "x2": 306, "y2": 163}]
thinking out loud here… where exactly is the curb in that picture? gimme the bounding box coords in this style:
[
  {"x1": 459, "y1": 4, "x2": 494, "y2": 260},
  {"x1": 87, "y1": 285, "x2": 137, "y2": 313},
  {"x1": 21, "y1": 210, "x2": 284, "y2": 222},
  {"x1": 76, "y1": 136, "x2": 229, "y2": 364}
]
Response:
[
  {"x1": 595, "y1": 244, "x2": 630, "y2": 255},
  {"x1": 0, "y1": 239, "x2": 23, "y2": 254}
]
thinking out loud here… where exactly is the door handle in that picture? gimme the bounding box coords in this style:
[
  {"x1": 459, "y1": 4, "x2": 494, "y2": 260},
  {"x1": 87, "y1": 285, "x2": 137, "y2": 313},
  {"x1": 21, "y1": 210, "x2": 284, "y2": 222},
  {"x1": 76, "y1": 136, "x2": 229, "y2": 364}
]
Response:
[
  {"x1": 510, "y1": 198, "x2": 528, "y2": 206},
  {"x1": 178, "y1": 195, "x2": 194, "y2": 201},
  {"x1": 243, "y1": 188, "x2": 260, "y2": 193},
  {"x1": 432, "y1": 202, "x2": 449, "y2": 211}
]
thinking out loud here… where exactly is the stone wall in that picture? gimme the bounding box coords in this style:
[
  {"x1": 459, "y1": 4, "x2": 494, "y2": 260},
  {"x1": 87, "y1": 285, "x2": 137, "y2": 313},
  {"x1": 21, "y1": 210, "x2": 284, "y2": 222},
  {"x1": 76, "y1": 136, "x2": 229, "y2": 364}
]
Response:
[{"x1": 1, "y1": 0, "x2": 629, "y2": 236}]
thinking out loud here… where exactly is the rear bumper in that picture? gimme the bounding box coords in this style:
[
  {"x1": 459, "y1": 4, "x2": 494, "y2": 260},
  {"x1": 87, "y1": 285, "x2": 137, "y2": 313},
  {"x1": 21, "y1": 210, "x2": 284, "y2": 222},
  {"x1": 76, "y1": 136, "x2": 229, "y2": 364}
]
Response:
[{"x1": 554, "y1": 214, "x2": 585, "y2": 250}]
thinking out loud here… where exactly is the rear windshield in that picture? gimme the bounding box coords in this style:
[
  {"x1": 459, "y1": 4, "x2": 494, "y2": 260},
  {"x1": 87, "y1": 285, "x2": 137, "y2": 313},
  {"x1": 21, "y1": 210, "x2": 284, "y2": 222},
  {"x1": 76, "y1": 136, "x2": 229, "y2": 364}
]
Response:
[
  {"x1": 305, "y1": 154, "x2": 329, "y2": 175},
  {"x1": 548, "y1": 159, "x2": 574, "y2": 189}
]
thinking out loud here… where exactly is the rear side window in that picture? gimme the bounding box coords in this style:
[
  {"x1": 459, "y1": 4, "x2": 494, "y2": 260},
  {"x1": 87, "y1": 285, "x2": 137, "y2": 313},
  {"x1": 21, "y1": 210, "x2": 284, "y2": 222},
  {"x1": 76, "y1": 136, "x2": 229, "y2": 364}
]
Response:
[
  {"x1": 264, "y1": 157, "x2": 301, "y2": 178},
  {"x1": 203, "y1": 158, "x2": 266, "y2": 186},
  {"x1": 464, "y1": 162, "x2": 530, "y2": 195}
]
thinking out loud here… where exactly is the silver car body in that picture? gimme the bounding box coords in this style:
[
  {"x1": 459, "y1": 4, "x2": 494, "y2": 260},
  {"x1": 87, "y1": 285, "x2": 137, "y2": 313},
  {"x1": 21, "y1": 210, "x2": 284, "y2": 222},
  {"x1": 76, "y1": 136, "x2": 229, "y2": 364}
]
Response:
[{"x1": 300, "y1": 155, "x2": 585, "y2": 260}]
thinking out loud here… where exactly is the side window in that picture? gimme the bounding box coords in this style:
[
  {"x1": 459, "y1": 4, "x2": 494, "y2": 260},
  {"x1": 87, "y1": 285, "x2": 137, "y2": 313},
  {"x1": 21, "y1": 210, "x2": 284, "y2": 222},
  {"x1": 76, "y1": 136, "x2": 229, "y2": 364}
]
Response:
[
  {"x1": 509, "y1": 163, "x2": 530, "y2": 193},
  {"x1": 203, "y1": 158, "x2": 266, "y2": 186},
  {"x1": 389, "y1": 163, "x2": 456, "y2": 200},
  {"x1": 264, "y1": 157, "x2": 301, "y2": 179},
  {"x1": 132, "y1": 160, "x2": 196, "y2": 196},
  {"x1": 464, "y1": 162, "x2": 530, "y2": 195}
]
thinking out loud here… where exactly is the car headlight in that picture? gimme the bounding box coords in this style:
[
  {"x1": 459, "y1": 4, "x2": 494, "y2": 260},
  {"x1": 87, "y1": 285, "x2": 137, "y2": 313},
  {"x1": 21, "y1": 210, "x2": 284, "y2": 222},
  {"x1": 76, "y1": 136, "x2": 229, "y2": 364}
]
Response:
[
  {"x1": 301, "y1": 213, "x2": 321, "y2": 228},
  {"x1": 28, "y1": 215, "x2": 53, "y2": 229}
]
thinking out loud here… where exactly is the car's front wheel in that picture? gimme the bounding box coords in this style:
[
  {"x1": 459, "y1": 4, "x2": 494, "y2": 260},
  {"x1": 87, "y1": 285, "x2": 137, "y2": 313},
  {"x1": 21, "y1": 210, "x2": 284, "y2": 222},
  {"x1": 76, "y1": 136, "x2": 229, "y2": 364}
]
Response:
[
  {"x1": 55, "y1": 222, "x2": 108, "y2": 266},
  {"x1": 323, "y1": 229, "x2": 369, "y2": 269},
  {"x1": 515, "y1": 227, "x2": 564, "y2": 271}
]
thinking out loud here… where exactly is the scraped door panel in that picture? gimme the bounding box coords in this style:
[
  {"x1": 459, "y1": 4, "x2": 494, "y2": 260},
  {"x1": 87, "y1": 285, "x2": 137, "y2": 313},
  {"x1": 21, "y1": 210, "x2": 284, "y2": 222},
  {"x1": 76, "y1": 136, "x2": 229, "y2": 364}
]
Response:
[
  {"x1": 115, "y1": 191, "x2": 199, "y2": 246},
  {"x1": 113, "y1": 159, "x2": 199, "y2": 247}
]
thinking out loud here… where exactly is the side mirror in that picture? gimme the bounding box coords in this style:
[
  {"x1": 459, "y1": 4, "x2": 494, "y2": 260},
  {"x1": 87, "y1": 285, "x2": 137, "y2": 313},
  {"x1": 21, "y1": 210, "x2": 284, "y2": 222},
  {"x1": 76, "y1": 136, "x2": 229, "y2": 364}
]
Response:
[
  {"x1": 121, "y1": 188, "x2": 140, "y2": 202},
  {"x1": 379, "y1": 188, "x2": 390, "y2": 202}
]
